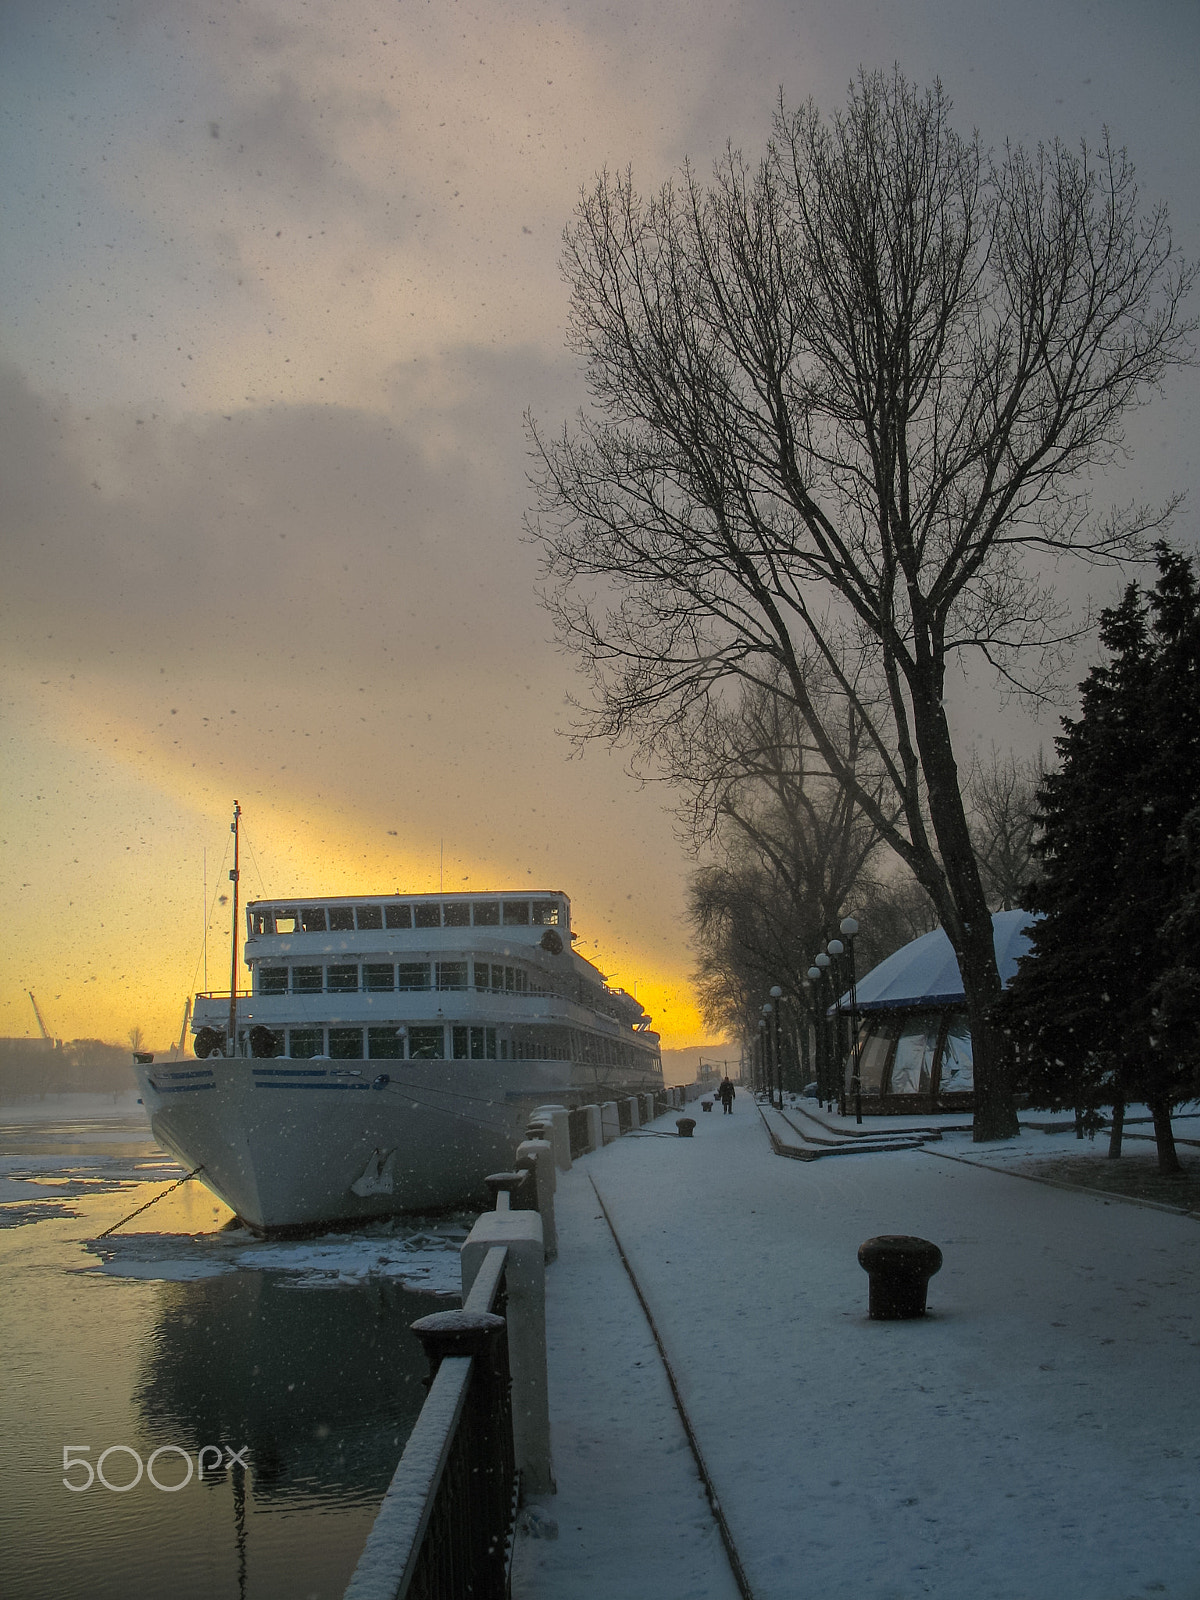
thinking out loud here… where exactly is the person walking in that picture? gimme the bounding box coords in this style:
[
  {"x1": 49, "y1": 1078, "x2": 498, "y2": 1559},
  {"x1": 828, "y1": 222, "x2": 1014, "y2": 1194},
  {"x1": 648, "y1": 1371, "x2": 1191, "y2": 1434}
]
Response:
[{"x1": 718, "y1": 1076, "x2": 736, "y2": 1114}]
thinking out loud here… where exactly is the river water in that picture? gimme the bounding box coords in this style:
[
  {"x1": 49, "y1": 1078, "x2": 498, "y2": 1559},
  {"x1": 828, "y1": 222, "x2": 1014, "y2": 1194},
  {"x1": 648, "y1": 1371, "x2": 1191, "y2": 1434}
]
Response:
[{"x1": 0, "y1": 1099, "x2": 470, "y2": 1600}]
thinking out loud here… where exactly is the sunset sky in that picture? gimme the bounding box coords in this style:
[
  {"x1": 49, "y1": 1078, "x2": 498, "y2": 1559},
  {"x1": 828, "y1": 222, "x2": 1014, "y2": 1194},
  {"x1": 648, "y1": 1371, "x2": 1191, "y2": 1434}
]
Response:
[{"x1": 2, "y1": 0, "x2": 1197, "y2": 1052}]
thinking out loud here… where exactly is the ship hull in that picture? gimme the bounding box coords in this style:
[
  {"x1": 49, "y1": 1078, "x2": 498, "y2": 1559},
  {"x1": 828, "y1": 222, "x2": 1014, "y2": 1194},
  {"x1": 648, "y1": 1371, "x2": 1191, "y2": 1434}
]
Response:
[{"x1": 135, "y1": 1055, "x2": 657, "y2": 1231}]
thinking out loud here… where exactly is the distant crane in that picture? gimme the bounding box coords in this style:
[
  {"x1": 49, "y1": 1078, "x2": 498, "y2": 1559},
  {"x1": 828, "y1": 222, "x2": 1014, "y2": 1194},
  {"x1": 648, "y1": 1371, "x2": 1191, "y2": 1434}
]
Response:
[{"x1": 27, "y1": 992, "x2": 57, "y2": 1048}]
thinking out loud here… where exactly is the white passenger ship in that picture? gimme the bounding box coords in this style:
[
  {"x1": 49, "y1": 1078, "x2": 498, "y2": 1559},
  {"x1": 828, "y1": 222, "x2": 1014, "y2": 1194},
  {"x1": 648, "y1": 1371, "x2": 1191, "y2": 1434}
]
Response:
[{"x1": 135, "y1": 883, "x2": 663, "y2": 1231}]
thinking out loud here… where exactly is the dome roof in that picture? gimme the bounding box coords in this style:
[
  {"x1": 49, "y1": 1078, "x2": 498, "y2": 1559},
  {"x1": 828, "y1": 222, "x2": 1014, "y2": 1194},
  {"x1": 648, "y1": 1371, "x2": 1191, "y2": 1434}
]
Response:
[{"x1": 839, "y1": 909, "x2": 1038, "y2": 1013}]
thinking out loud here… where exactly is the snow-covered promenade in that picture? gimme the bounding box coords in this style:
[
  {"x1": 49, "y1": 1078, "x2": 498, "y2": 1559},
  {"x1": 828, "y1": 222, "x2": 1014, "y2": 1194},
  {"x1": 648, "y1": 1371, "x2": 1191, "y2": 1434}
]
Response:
[{"x1": 511, "y1": 1100, "x2": 1200, "y2": 1600}]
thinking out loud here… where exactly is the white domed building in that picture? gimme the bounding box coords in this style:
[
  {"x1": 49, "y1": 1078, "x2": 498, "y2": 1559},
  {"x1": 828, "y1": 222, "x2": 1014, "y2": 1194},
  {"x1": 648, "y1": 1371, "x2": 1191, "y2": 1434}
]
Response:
[{"x1": 835, "y1": 909, "x2": 1036, "y2": 1110}]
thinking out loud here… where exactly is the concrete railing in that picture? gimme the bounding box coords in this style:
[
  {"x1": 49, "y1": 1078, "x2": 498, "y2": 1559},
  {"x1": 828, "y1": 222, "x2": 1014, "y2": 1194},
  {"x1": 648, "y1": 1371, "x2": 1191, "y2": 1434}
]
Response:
[
  {"x1": 344, "y1": 1243, "x2": 516, "y2": 1600},
  {"x1": 344, "y1": 1088, "x2": 679, "y2": 1599}
]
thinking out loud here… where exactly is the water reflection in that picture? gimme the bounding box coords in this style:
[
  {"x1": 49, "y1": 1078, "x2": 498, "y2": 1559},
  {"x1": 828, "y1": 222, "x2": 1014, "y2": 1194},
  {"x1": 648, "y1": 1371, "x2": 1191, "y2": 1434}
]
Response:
[
  {"x1": 134, "y1": 1270, "x2": 441, "y2": 1507},
  {"x1": 0, "y1": 1111, "x2": 466, "y2": 1600}
]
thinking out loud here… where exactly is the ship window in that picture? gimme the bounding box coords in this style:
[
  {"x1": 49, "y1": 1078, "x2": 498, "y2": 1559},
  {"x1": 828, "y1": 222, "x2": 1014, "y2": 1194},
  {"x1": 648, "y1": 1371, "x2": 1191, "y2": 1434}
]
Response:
[
  {"x1": 329, "y1": 907, "x2": 355, "y2": 933},
  {"x1": 408, "y1": 1025, "x2": 445, "y2": 1059},
  {"x1": 273, "y1": 908, "x2": 298, "y2": 934},
  {"x1": 301, "y1": 907, "x2": 327, "y2": 933},
  {"x1": 467, "y1": 1026, "x2": 498, "y2": 1061},
  {"x1": 329, "y1": 1027, "x2": 363, "y2": 1059},
  {"x1": 327, "y1": 965, "x2": 358, "y2": 993},
  {"x1": 472, "y1": 901, "x2": 500, "y2": 926},
  {"x1": 491, "y1": 964, "x2": 505, "y2": 991},
  {"x1": 414, "y1": 903, "x2": 441, "y2": 928},
  {"x1": 436, "y1": 961, "x2": 469, "y2": 991},
  {"x1": 293, "y1": 966, "x2": 323, "y2": 993},
  {"x1": 474, "y1": 963, "x2": 490, "y2": 991},
  {"x1": 532, "y1": 900, "x2": 560, "y2": 926},
  {"x1": 396, "y1": 963, "x2": 431, "y2": 990},
  {"x1": 252, "y1": 908, "x2": 275, "y2": 935},
  {"x1": 442, "y1": 902, "x2": 470, "y2": 927},
  {"x1": 368, "y1": 1026, "x2": 406, "y2": 1060},
  {"x1": 355, "y1": 905, "x2": 383, "y2": 930},
  {"x1": 502, "y1": 900, "x2": 530, "y2": 926},
  {"x1": 288, "y1": 1027, "x2": 323, "y2": 1059},
  {"x1": 363, "y1": 963, "x2": 394, "y2": 992},
  {"x1": 452, "y1": 1026, "x2": 470, "y2": 1059},
  {"x1": 499, "y1": 1037, "x2": 508, "y2": 1059},
  {"x1": 259, "y1": 967, "x2": 288, "y2": 994},
  {"x1": 385, "y1": 903, "x2": 412, "y2": 929}
]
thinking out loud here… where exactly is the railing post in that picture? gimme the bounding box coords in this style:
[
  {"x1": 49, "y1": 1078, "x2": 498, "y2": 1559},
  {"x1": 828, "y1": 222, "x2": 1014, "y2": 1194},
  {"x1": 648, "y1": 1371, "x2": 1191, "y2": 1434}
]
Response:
[
  {"x1": 515, "y1": 1138, "x2": 557, "y2": 1261},
  {"x1": 626, "y1": 1095, "x2": 641, "y2": 1129},
  {"x1": 582, "y1": 1104, "x2": 602, "y2": 1151},
  {"x1": 462, "y1": 1211, "x2": 553, "y2": 1496},
  {"x1": 531, "y1": 1104, "x2": 572, "y2": 1171},
  {"x1": 600, "y1": 1101, "x2": 619, "y2": 1143}
]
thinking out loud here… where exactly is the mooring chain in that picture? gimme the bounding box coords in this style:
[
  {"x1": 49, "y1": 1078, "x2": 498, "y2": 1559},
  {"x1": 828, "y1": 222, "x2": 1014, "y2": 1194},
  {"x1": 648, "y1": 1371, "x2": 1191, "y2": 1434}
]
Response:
[{"x1": 95, "y1": 1165, "x2": 206, "y2": 1240}]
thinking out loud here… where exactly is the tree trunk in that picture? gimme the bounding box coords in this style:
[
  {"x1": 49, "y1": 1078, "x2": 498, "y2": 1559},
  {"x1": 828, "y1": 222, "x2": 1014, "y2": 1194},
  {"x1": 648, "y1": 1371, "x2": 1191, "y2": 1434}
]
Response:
[
  {"x1": 913, "y1": 691, "x2": 1020, "y2": 1141},
  {"x1": 1149, "y1": 1097, "x2": 1184, "y2": 1175},
  {"x1": 1107, "y1": 1096, "x2": 1125, "y2": 1160}
]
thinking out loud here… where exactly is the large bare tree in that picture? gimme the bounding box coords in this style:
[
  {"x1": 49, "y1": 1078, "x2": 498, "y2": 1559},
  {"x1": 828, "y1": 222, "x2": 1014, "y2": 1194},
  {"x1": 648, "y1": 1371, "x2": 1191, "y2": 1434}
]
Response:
[{"x1": 530, "y1": 69, "x2": 1195, "y2": 1139}]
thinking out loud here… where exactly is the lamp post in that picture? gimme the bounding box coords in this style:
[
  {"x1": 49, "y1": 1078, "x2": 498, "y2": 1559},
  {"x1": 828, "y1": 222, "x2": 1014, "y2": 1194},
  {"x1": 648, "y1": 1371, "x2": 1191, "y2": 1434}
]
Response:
[
  {"x1": 814, "y1": 950, "x2": 838, "y2": 1113},
  {"x1": 769, "y1": 985, "x2": 784, "y2": 1108},
  {"x1": 761, "y1": 1002, "x2": 775, "y2": 1108},
  {"x1": 757, "y1": 1016, "x2": 768, "y2": 1099},
  {"x1": 806, "y1": 966, "x2": 825, "y2": 1106},
  {"x1": 840, "y1": 917, "x2": 863, "y2": 1124}
]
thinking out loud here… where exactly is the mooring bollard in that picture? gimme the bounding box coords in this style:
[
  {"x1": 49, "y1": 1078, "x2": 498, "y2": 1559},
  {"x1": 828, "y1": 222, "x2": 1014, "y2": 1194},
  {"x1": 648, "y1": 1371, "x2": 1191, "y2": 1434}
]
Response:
[
  {"x1": 857, "y1": 1235, "x2": 943, "y2": 1319},
  {"x1": 676, "y1": 1117, "x2": 696, "y2": 1138},
  {"x1": 484, "y1": 1171, "x2": 532, "y2": 1213},
  {"x1": 410, "y1": 1308, "x2": 507, "y2": 1382}
]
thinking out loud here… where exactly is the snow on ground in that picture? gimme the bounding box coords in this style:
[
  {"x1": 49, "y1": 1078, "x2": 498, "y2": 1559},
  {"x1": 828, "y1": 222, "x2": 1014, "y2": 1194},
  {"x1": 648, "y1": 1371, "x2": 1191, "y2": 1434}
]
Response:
[
  {"x1": 515, "y1": 1102, "x2": 1200, "y2": 1600},
  {"x1": 510, "y1": 1162, "x2": 743, "y2": 1600}
]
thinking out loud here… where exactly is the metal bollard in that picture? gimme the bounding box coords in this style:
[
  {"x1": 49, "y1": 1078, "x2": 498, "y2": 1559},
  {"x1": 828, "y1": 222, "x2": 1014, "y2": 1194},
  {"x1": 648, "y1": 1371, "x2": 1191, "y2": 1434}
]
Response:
[
  {"x1": 857, "y1": 1235, "x2": 943, "y2": 1319},
  {"x1": 676, "y1": 1117, "x2": 696, "y2": 1138}
]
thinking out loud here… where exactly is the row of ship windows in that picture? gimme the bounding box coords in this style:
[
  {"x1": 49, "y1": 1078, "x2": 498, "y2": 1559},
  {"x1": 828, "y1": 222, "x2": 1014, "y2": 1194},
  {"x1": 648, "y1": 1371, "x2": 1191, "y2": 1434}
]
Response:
[
  {"x1": 251, "y1": 899, "x2": 563, "y2": 935},
  {"x1": 241, "y1": 1024, "x2": 655, "y2": 1069},
  {"x1": 251, "y1": 1026, "x2": 554, "y2": 1062},
  {"x1": 255, "y1": 962, "x2": 534, "y2": 995}
]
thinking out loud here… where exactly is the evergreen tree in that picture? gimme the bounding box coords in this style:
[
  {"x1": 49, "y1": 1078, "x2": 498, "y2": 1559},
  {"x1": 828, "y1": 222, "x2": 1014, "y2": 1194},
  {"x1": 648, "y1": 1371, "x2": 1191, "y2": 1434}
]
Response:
[{"x1": 1000, "y1": 547, "x2": 1200, "y2": 1171}]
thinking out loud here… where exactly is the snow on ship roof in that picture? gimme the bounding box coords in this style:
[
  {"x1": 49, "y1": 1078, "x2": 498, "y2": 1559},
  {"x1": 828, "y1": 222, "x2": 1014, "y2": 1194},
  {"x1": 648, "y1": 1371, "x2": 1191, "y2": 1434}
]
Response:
[{"x1": 842, "y1": 908, "x2": 1038, "y2": 1012}]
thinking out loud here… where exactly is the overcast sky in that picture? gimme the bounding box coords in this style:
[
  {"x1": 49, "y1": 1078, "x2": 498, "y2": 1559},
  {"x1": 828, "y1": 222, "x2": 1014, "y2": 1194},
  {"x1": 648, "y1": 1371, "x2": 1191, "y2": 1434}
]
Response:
[{"x1": 2, "y1": 0, "x2": 1197, "y2": 1051}]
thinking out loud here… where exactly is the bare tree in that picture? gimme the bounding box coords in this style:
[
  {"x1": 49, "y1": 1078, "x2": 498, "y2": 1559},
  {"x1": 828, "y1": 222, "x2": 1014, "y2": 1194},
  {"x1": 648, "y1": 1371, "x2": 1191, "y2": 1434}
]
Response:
[
  {"x1": 531, "y1": 69, "x2": 1195, "y2": 1139},
  {"x1": 681, "y1": 669, "x2": 897, "y2": 1034},
  {"x1": 966, "y1": 747, "x2": 1045, "y2": 911}
]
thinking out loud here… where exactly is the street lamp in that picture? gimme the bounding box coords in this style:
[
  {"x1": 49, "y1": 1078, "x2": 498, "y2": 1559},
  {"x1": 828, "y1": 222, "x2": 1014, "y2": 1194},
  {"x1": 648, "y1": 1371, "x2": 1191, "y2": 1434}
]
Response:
[
  {"x1": 806, "y1": 966, "x2": 825, "y2": 1106},
  {"x1": 839, "y1": 917, "x2": 863, "y2": 1124},
  {"x1": 769, "y1": 985, "x2": 783, "y2": 1109},
  {"x1": 761, "y1": 1002, "x2": 775, "y2": 1107},
  {"x1": 757, "y1": 1016, "x2": 768, "y2": 1099}
]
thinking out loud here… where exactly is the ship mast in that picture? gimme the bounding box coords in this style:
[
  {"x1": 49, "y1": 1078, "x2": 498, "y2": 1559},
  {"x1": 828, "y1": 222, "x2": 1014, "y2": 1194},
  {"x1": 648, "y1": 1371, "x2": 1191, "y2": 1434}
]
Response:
[{"x1": 227, "y1": 801, "x2": 241, "y2": 1055}]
